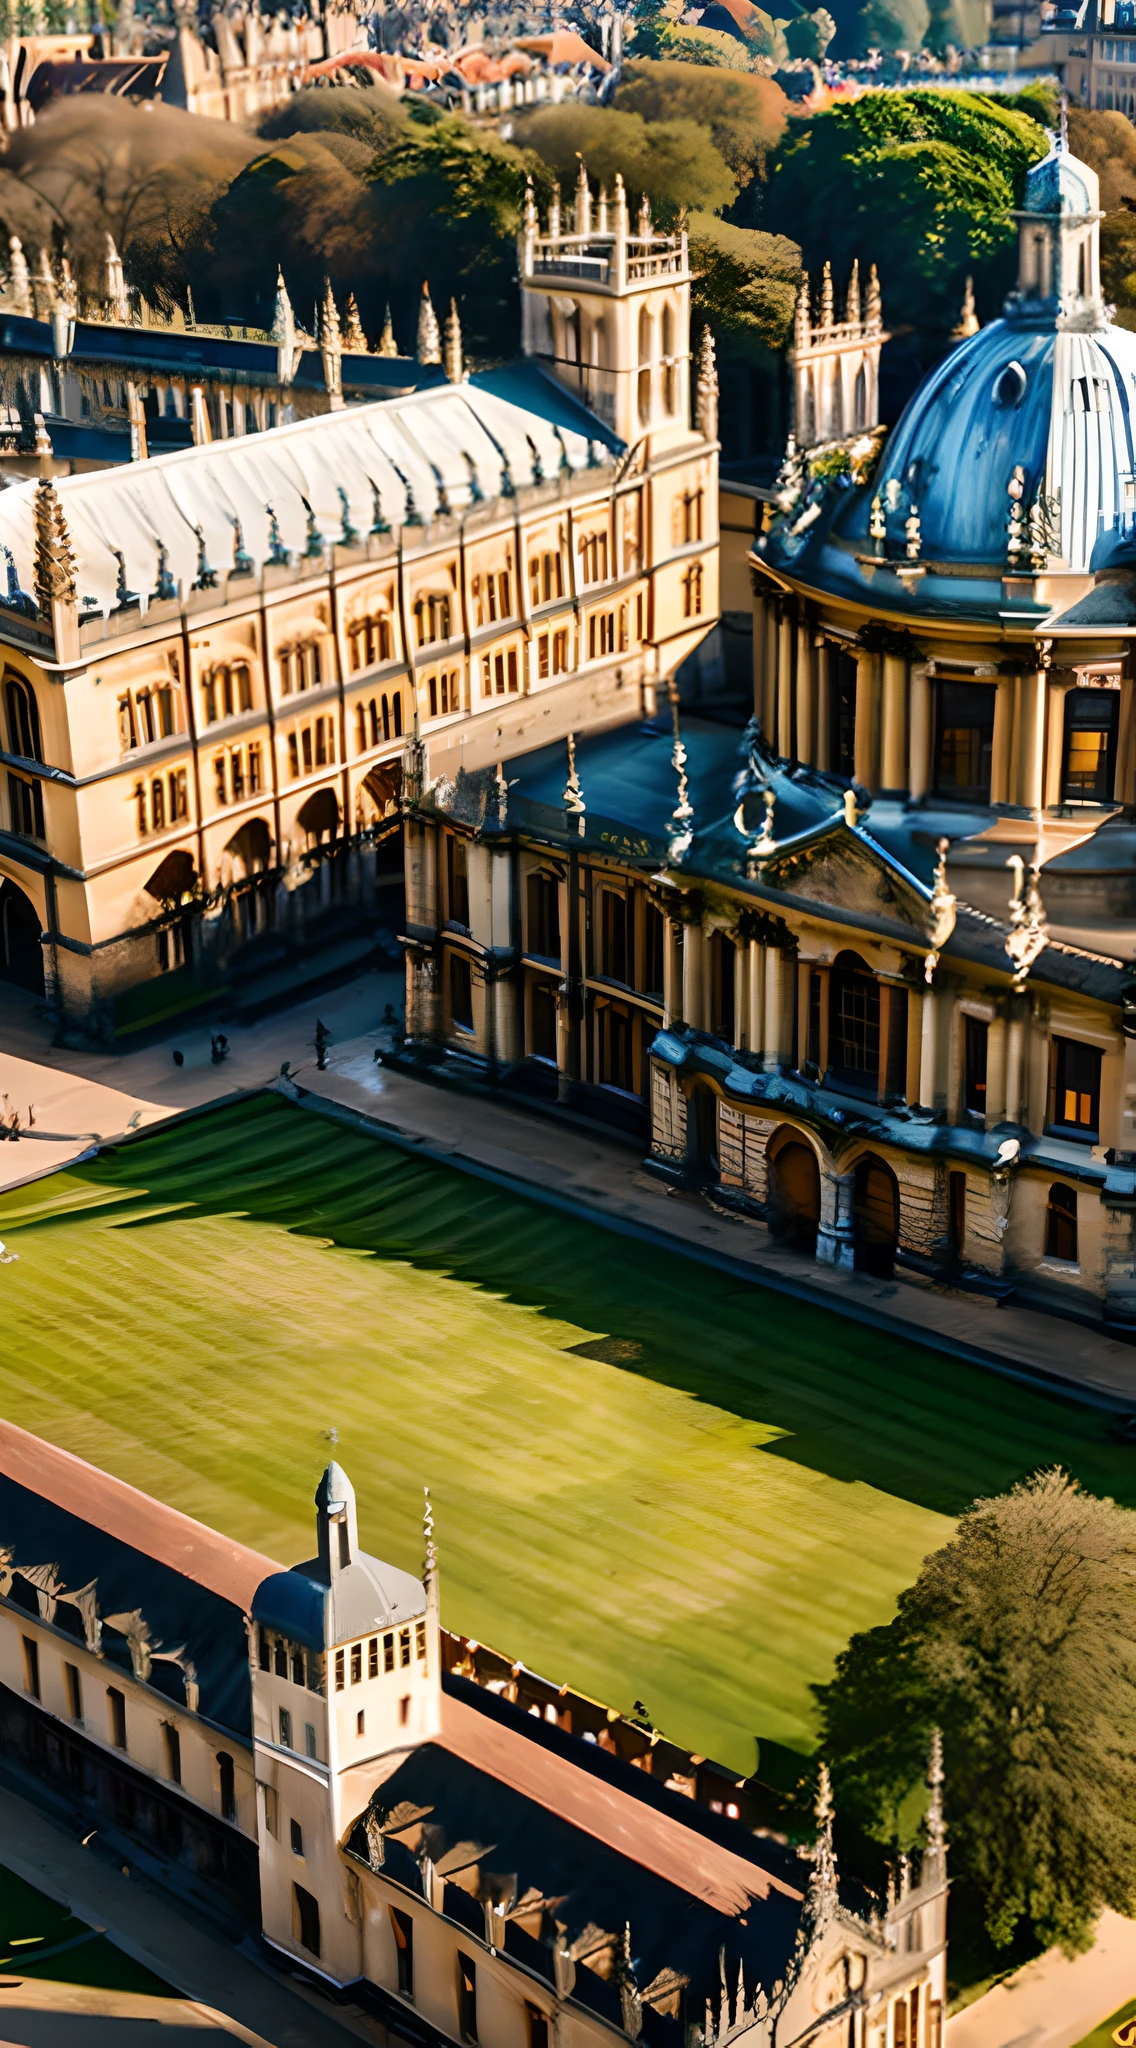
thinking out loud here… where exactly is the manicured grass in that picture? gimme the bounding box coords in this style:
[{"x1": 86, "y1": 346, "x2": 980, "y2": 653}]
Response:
[
  {"x1": 0, "y1": 1864, "x2": 173, "y2": 1995},
  {"x1": 1, "y1": 1094, "x2": 1133, "y2": 1770}
]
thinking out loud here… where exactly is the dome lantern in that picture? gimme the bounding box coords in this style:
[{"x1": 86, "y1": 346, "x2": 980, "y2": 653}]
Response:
[{"x1": 1011, "y1": 143, "x2": 1103, "y2": 328}]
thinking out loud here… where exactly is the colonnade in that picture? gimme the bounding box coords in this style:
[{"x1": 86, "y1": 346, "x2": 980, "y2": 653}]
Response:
[{"x1": 752, "y1": 589, "x2": 1136, "y2": 807}]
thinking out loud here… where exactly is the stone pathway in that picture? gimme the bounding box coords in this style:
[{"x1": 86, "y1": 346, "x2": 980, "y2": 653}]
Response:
[{"x1": 947, "y1": 1909, "x2": 1136, "y2": 2048}]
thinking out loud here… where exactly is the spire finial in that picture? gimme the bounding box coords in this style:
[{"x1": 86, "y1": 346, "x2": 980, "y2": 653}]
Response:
[
  {"x1": 1006, "y1": 853, "x2": 1048, "y2": 990},
  {"x1": 866, "y1": 262, "x2": 882, "y2": 332},
  {"x1": 377, "y1": 303, "x2": 398, "y2": 359},
  {"x1": 424, "y1": 1484, "x2": 437, "y2": 1579},
  {"x1": 845, "y1": 258, "x2": 861, "y2": 327},
  {"x1": 820, "y1": 260, "x2": 834, "y2": 329},
  {"x1": 342, "y1": 292, "x2": 367, "y2": 352},
  {"x1": 926, "y1": 1726, "x2": 946, "y2": 1855},
  {"x1": 444, "y1": 298, "x2": 463, "y2": 384},
  {"x1": 33, "y1": 477, "x2": 77, "y2": 621},
  {"x1": 924, "y1": 836, "x2": 956, "y2": 983},
  {"x1": 695, "y1": 325, "x2": 718, "y2": 442},
  {"x1": 417, "y1": 282, "x2": 442, "y2": 366},
  {"x1": 667, "y1": 690, "x2": 693, "y2": 863},
  {"x1": 574, "y1": 155, "x2": 592, "y2": 237},
  {"x1": 563, "y1": 731, "x2": 585, "y2": 833},
  {"x1": 809, "y1": 1761, "x2": 838, "y2": 1912}
]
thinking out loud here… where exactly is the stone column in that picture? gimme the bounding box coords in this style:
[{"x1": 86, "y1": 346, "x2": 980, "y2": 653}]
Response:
[
  {"x1": 815, "y1": 640, "x2": 832, "y2": 773},
  {"x1": 919, "y1": 984, "x2": 939, "y2": 1111},
  {"x1": 797, "y1": 958, "x2": 812, "y2": 1070},
  {"x1": 1043, "y1": 677, "x2": 1071, "y2": 808},
  {"x1": 990, "y1": 679, "x2": 1013, "y2": 805},
  {"x1": 905, "y1": 987, "x2": 923, "y2": 1105},
  {"x1": 764, "y1": 946, "x2": 786, "y2": 1071},
  {"x1": 796, "y1": 620, "x2": 814, "y2": 767},
  {"x1": 908, "y1": 663, "x2": 932, "y2": 800},
  {"x1": 777, "y1": 610, "x2": 794, "y2": 761},
  {"x1": 985, "y1": 1013, "x2": 1007, "y2": 1127},
  {"x1": 748, "y1": 939, "x2": 765, "y2": 1056},
  {"x1": 662, "y1": 915, "x2": 681, "y2": 1029},
  {"x1": 1005, "y1": 1007, "x2": 1026, "y2": 1125},
  {"x1": 853, "y1": 649, "x2": 878, "y2": 791},
  {"x1": 1018, "y1": 668, "x2": 1047, "y2": 810},
  {"x1": 880, "y1": 652, "x2": 908, "y2": 793}
]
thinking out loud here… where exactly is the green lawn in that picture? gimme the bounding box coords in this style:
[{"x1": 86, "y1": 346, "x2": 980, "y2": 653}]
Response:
[
  {"x1": 0, "y1": 1864, "x2": 172, "y2": 1995},
  {"x1": 1072, "y1": 1997, "x2": 1136, "y2": 2048},
  {"x1": 1, "y1": 1093, "x2": 1133, "y2": 1772}
]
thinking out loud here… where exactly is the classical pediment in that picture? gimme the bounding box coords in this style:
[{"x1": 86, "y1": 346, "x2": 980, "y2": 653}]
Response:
[{"x1": 760, "y1": 826, "x2": 930, "y2": 934}]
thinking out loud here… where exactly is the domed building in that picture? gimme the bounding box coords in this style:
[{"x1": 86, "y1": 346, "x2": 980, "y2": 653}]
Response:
[{"x1": 753, "y1": 137, "x2": 1136, "y2": 850}]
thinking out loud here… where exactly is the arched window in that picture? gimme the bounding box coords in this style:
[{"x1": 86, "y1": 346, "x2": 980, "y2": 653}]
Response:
[
  {"x1": 5, "y1": 675, "x2": 41, "y2": 762},
  {"x1": 1046, "y1": 1183, "x2": 1078, "y2": 1262},
  {"x1": 853, "y1": 363, "x2": 868, "y2": 431},
  {"x1": 829, "y1": 951, "x2": 880, "y2": 1091}
]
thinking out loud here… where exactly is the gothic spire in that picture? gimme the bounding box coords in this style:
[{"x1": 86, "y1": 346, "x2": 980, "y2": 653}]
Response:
[
  {"x1": 271, "y1": 267, "x2": 295, "y2": 348},
  {"x1": 563, "y1": 731, "x2": 585, "y2": 834},
  {"x1": 33, "y1": 478, "x2": 77, "y2": 622},
  {"x1": 866, "y1": 263, "x2": 882, "y2": 331},
  {"x1": 575, "y1": 156, "x2": 592, "y2": 237},
  {"x1": 377, "y1": 303, "x2": 398, "y2": 359},
  {"x1": 953, "y1": 275, "x2": 979, "y2": 339},
  {"x1": 820, "y1": 260, "x2": 834, "y2": 329},
  {"x1": 809, "y1": 1762, "x2": 838, "y2": 1914},
  {"x1": 444, "y1": 298, "x2": 463, "y2": 385},
  {"x1": 417, "y1": 282, "x2": 442, "y2": 366},
  {"x1": 342, "y1": 292, "x2": 367, "y2": 352},
  {"x1": 845, "y1": 257, "x2": 861, "y2": 327},
  {"x1": 925, "y1": 1726, "x2": 947, "y2": 1865},
  {"x1": 319, "y1": 277, "x2": 343, "y2": 409},
  {"x1": 8, "y1": 237, "x2": 30, "y2": 317},
  {"x1": 695, "y1": 325, "x2": 718, "y2": 442},
  {"x1": 794, "y1": 274, "x2": 810, "y2": 350}
]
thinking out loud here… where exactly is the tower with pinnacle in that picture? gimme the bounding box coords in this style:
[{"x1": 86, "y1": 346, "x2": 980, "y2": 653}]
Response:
[{"x1": 788, "y1": 260, "x2": 888, "y2": 449}]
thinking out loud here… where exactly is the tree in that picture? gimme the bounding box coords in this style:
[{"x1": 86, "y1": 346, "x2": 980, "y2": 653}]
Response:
[
  {"x1": 615, "y1": 59, "x2": 789, "y2": 186},
  {"x1": 687, "y1": 211, "x2": 801, "y2": 351},
  {"x1": 514, "y1": 104, "x2": 737, "y2": 215},
  {"x1": 858, "y1": 0, "x2": 929, "y2": 49},
  {"x1": 816, "y1": 1469, "x2": 1136, "y2": 1955},
  {"x1": 764, "y1": 88, "x2": 1048, "y2": 329},
  {"x1": 784, "y1": 8, "x2": 837, "y2": 58}
]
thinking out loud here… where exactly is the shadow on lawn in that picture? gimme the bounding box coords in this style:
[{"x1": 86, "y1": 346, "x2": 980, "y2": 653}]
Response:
[{"x1": 20, "y1": 1091, "x2": 1136, "y2": 1524}]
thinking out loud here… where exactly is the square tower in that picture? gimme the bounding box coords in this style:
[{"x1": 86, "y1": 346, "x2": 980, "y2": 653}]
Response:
[{"x1": 518, "y1": 165, "x2": 696, "y2": 452}]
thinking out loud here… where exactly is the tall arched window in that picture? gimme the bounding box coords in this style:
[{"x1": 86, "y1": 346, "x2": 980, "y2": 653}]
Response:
[
  {"x1": 4, "y1": 675, "x2": 41, "y2": 762},
  {"x1": 1045, "y1": 1183, "x2": 1078, "y2": 1262},
  {"x1": 637, "y1": 307, "x2": 653, "y2": 427}
]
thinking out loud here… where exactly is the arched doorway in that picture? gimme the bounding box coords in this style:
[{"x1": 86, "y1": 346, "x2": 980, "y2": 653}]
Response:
[
  {"x1": 296, "y1": 788, "x2": 340, "y2": 848},
  {"x1": 223, "y1": 818, "x2": 272, "y2": 880},
  {"x1": 686, "y1": 1082, "x2": 718, "y2": 1182},
  {"x1": 0, "y1": 877, "x2": 43, "y2": 993},
  {"x1": 853, "y1": 1154, "x2": 899, "y2": 1277},
  {"x1": 768, "y1": 1137, "x2": 821, "y2": 1254}
]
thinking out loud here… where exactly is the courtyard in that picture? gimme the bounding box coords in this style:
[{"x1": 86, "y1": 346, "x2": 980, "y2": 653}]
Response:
[{"x1": 1, "y1": 1091, "x2": 1133, "y2": 1772}]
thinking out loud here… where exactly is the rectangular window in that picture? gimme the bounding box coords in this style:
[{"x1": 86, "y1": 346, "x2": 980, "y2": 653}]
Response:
[
  {"x1": 64, "y1": 1663, "x2": 82, "y2": 1721},
  {"x1": 275, "y1": 1640, "x2": 288, "y2": 1678},
  {"x1": 334, "y1": 1648, "x2": 345, "y2": 1691},
  {"x1": 287, "y1": 733, "x2": 299, "y2": 779},
  {"x1": 248, "y1": 745, "x2": 261, "y2": 794},
  {"x1": 447, "y1": 834, "x2": 470, "y2": 927},
  {"x1": 213, "y1": 755, "x2": 226, "y2": 805},
  {"x1": 895, "y1": 2000, "x2": 909, "y2": 2048},
  {"x1": 527, "y1": 2005, "x2": 549, "y2": 2048},
  {"x1": 107, "y1": 1687, "x2": 127, "y2": 1751},
  {"x1": 527, "y1": 870, "x2": 560, "y2": 960},
  {"x1": 949, "y1": 1170, "x2": 966, "y2": 1259},
  {"x1": 645, "y1": 902, "x2": 664, "y2": 1000},
  {"x1": 830, "y1": 647, "x2": 857, "y2": 779},
  {"x1": 301, "y1": 727, "x2": 313, "y2": 773},
  {"x1": 21, "y1": 1636, "x2": 39, "y2": 1700},
  {"x1": 163, "y1": 1722, "x2": 181, "y2": 1783},
  {"x1": 1051, "y1": 1035, "x2": 1103, "y2": 1135},
  {"x1": 290, "y1": 1646, "x2": 304, "y2": 1686},
  {"x1": 295, "y1": 1884, "x2": 320, "y2": 1958},
  {"x1": 171, "y1": 767, "x2": 189, "y2": 819},
  {"x1": 531, "y1": 979, "x2": 557, "y2": 1062},
  {"x1": 964, "y1": 1016, "x2": 988, "y2": 1117},
  {"x1": 356, "y1": 1708, "x2": 365, "y2": 1735},
  {"x1": 350, "y1": 1643, "x2": 362, "y2": 1684},
  {"x1": 458, "y1": 1954, "x2": 477, "y2": 2044},
  {"x1": 1062, "y1": 685, "x2": 1119, "y2": 804},
  {"x1": 263, "y1": 1785, "x2": 278, "y2": 1837},
  {"x1": 8, "y1": 773, "x2": 44, "y2": 839},
  {"x1": 258, "y1": 1627, "x2": 271, "y2": 1671},
  {"x1": 599, "y1": 1003, "x2": 635, "y2": 1094},
  {"x1": 279, "y1": 1706, "x2": 292, "y2": 1748},
  {"x1": 368, "y1": 1637, "x2": 379, "y2": 1679},
  {"x1": 291, "y1": 1818, "x2": 304, "y2": 1856},
  {"x1": 415, "y1": 1620, "x2": 426, "y2": 1660},
  {"x1": 552, "y1": 629, "x2": 568, "y2": 675},
  {"x1": 390, "y1": 1905, "x2": 414, "y2": 1997},
  {"x1": 305, "y1": 1722, "x2": 317, "y2": 1759},
  {"x1": 150, "y1": 776, "x2": 165, "y2": 830},
  {"x1": 315, "y1": 719, "x2": 327, "y2": 768},
  {"x1": 507, "y1": 648, "x2": 518, "y2": 693},
  {"x1": 399, "y1": 1628, "x2": 411, "y2": 1668},
  {"x1": 933, "y1": 680, "x2": 995, "y2": 801},
  {"x1": 450, "y1": 952, "x2": 474, "y2": 1033},
  {"x1": 885, "y1": 985, "x2": 908, "y2": 1100},
  {"x1": 538, "y1": 633, "x2": 549, "y2": 680},
  {"x1": 601, "y1": 888, "x2": 629, "y2": 984},
  {"x1": 384, "y1": 1632, "x2": 395, "y2": 1673}
]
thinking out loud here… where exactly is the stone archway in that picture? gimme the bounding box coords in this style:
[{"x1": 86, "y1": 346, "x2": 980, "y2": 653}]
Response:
[
  {"x1": 296, "y1": 788, "x2": 340, "y2": 848},
  {"x1": 0, "y1": 877, "x2": 43, "y2": 993},
  {"x1": 852, "y1": 1152, "x2": 899, "y2": 1277},
  {"x1": 768, "y1": 1132, "x2": 821, "y2": 1255}
]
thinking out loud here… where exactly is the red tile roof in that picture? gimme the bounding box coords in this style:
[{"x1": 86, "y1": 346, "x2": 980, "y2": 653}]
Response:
[
  {"x1": 0, "y1": 1420, "x2": 280, "y2": 1612},
  {"x1": 439, "y1": 1691, "x2": 803, "y2": 1918}
]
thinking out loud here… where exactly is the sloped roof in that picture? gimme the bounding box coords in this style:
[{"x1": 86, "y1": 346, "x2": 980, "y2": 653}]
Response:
[{"x1": 0, "y1": 363, "x2": 619, "y2": 621}]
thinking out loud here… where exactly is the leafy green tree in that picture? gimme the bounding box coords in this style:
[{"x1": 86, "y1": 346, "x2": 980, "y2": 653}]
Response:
[
  {"x1": 816, "y1": 1469, "x2": 1136, "y2": 1956},
  {"x1": 258, "y1": 82, "x2": 408, "y2": 152},
  {"x1": 616, "y1": 59, "x2": 789, "y2": 185},
  {"x1": 859, "y1": 0, "x2": 929, "y2": 49},
  {"x1": 514, "y1": 103, "x2": 737, "y2": 215},
  {"x1": 687, "y1": 210, "x2": 801, "y2": 351},
  {"x1": 764, "y1": 88, "x2": 1048, "y2": 328}
]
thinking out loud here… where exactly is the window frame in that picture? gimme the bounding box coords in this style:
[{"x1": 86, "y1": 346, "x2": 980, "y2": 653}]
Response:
[{"x1": 1048, "y1": 1034, "x2": 1103, "y2": 1140}]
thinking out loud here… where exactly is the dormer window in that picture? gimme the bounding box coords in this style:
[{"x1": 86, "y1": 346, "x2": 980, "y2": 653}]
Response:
[{"x1": 993, "y1": 361, "x2": 1027, "y2": 409}]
